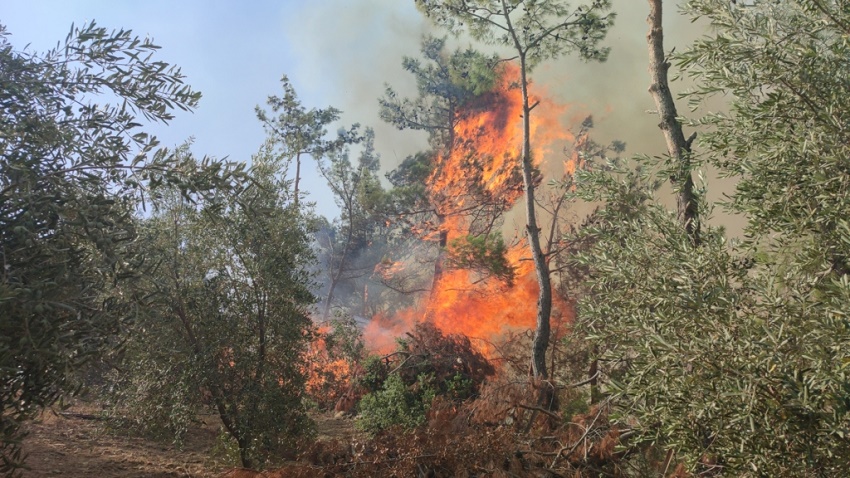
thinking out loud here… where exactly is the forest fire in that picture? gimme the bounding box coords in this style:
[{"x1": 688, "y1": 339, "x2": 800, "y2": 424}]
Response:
[{"x1": 365, "y1": 63, "x2": 574, "y2": 356}]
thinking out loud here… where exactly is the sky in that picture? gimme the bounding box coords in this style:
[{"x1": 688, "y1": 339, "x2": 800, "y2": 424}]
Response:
[{"x1": 2, "y1": 1, "x2": 718, "y2": 222}]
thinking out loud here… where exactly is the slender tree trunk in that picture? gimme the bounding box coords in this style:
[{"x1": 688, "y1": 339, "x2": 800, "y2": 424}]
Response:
[
  {"x1": 589, "y1": 357, "x2": 601, "y2": 404},
  {"x1": 426, "y1": 117, "x2": 456, "y2": 320},
  {"x1": 500, "y1": 2, "x2": 553, "y2": 382},
  {"x1": 430, "y1": 219, "x2": 448, "y2": 300},
  {"x1": 423, "y1": 217, "x2": 447, "y2": 322},
  {"x1": 430, "y1": 104, "x2": 457, "y2": 305},
  {"x1": 212, "y1": 395, "x2": 253, "y2": 468},
  {"x1": 323, "y1": 222, "x2": 353, "y2": 320},
  {"x1": 323, "y1": 276, "x2": 338, "y2": 320},
  {"x1": 363, "y1": 283, "x2": 369, "y2": 316},
  {"x1": 647, "y1": 0, "x2": 700, "y2": 244},
  {"x1": 517, "y1": 53, "x2": 553, "y2": 380},
  {"x1": 256, "y1": 296, "x2": 266, "y2": 382},
  {"x1": 293, "y1": 151, "x2": 302, "y2": 207}
]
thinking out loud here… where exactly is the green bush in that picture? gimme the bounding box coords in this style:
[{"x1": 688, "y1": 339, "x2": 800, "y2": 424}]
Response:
[
  {"x1": 359, "y1": 355, "x2": 389, "y2": 394},
  {"x1": 570, "y1": 1, "x2": 850, "y2": 474},
  {"x1": 444, "y1": 373, "x2": 475, "y2": 402},
  {"x1": 357, "y1": 373, "x2": 436, "y2": 434},
  {"x1": 356, "y1": 323, "x2": 495, "y2": 434}
]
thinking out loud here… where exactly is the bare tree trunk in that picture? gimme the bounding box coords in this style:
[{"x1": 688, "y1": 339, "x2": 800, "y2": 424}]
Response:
[
  {"x1": 323, "y1": 219, "x2": 353, "y2": 320},
  {"x1": 322, "y1": 270, "x2": 339, "y2": 320},
  {"x1": 423, "y1": 219, "x2": 448, "y2": 322},
  {"x1": 498, "y1": 1, "x2": 553, "y2": 381},
  {"x1": 647, "y1": 0, "x2": 700, "y2": 244},
  {"x1": 517, "y1": 53, "x2": 553, "y2": 381},
  {"x1": 430, "y1": 223, "x2": 448, "y2": 300},
  {"x1": 293, "y1": 151, "x2": 302, "y2": 207}
]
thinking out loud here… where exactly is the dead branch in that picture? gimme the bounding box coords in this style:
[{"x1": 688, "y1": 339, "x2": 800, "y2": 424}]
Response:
[
  {"x1": 549, "y1": 399, "x2": 608, "y2": 469},
  {"x1": 559, "y1": 370, "x2": 600, "y2": 390},
  {"x1": 55, "y1": 411, "x2": 104, "y2": 421},
  {"x1": 518, "y1": 403, "x2": 562, "y2": 422}
]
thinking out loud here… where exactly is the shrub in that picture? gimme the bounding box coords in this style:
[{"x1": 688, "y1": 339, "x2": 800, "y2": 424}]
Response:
[{"x1": 357, "y1": 373, "x2": 436, "y2": 434}]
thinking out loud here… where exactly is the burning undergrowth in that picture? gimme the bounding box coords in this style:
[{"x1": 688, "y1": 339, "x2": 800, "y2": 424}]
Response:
[
  {"x1": 269, "y1": 330, "x2": 626, "y2": 478},
  {"x1": 303, "y1": 316, "x2": 365, "y2": 411}
]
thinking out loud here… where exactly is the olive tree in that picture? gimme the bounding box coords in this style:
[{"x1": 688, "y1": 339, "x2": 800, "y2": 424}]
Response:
[
  {"x1": 577, "y1": 1, "x2": 850, "y2": 474},
  {"x1": 0, "y1": 22, "x2": 234, "y2": 471},
  {"x1": 112, "y1": 148, "x2": 315, "y2": 469}
]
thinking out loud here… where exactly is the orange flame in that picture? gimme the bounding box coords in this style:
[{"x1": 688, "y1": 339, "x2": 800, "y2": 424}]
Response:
[
  {"x1": 303, "y1": 324, "x2": 355, "y2": 409},
  {"x1": 369, "y1": 62, "x2": 575, "y2": 355}
]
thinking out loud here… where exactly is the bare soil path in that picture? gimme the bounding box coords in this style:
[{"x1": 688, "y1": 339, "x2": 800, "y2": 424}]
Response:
[
  {"x1": 18, "y1": 401, "x2": 358, "y2": 477},
  {"x1": 19, "y1": 402, "x2": 219, "y2": 477}
]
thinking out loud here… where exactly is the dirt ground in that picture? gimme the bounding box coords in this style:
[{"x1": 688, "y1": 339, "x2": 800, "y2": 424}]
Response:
[{"x1": 17, "y1": 401, "x2": 358, "y2": 478}]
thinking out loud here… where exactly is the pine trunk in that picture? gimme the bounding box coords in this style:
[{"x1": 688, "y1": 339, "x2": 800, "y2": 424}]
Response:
[{"x1": 518, "y1": 54, "x2": 553, "y2": 380}]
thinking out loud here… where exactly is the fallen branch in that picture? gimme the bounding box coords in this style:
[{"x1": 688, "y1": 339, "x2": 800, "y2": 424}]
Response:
[
  {"x1": 55, "y1": 411, "x2": 104, "y2": 421},
  {"x1": 549, "y1": 400, "x2": 607, "y2": 469},
  {"x1": 559, "y1": 370, "x2": 600, "y2": 390},
  {"x1": 518, "y1": 404, "x2": 561, "y2": 422}
]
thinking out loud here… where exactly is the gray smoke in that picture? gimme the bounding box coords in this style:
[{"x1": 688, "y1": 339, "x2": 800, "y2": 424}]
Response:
[
  {"x1": 282, "y1": 0, "x2": 433, "y2": 168},
  {"x1": 284, "y1": 1, "x2": 740, "y2": 234}
]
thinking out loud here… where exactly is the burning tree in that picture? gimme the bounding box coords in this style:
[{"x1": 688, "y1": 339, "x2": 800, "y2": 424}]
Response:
[
  {"x1": 416, "y1": 0, "x2": 615, "y2": 382},
  {"x1": 379, "y1": 36, "x2": 513, "y2": 299},
  {"x1": 373, "y1": 36, "x2": 577, "y2": 356},
  {"x1": 380, "y1": 35, "x2": 500, "y2": 154}
]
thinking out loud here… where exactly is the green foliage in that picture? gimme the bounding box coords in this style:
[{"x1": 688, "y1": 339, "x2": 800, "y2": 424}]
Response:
[
  {"x1": 679, "y1": 0, "x2": 850, "y2": 276},
  {"x1": 256, "y1": 75, "x2": 350, "y2": 163},
  {"x1": 446, "y1": 233, "x2": 515, "y2": 286},
  {"x1": 357, "y1": 323, "x2": 494, "y2": 433},
  {"x1": 104, "y1": 358, "x2": 199, "y2": 446},
  {"x1": 386, "y1": 152, "x2": 434, "y2": 193},
  {"x1": 380, "y1": 35, "x2": 499, "y2": 151},
  {"x1": 209, "y1": 429, "x2": 243, "y2": 469},
  {"x1": 357, "y1": 372, "x2": 436, "y2": 434},
  {"x1": 579, "y1": 168, "x2": 850, "y2": 473},
  {"x1": 0, "y1": 21, "x2": 242, "y2": 472},
  {"x1": 109, "y1": 148, "x2": 315, "y2": 469},
  {"x1": 316, "y1": 129, "x2": 391, "y2": 318},
  {"x1": 256, "y1": 74, "x2": 360, "y2": 204},
  {"x1": 360, "y1": 355, "x2": 390, "y2": 394},
  {"x1": 325, "y1": 313, "x2": 367, "y2": 365},
  {"x1": 443, "y1": 372, "x2": 475, "y2": 402},
  {"x1": 394, "y1": 322, "x2": 495, "y2": 399},
  {"x1": 415, "y1": 0, "x2": 615, "y2": 68}
]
